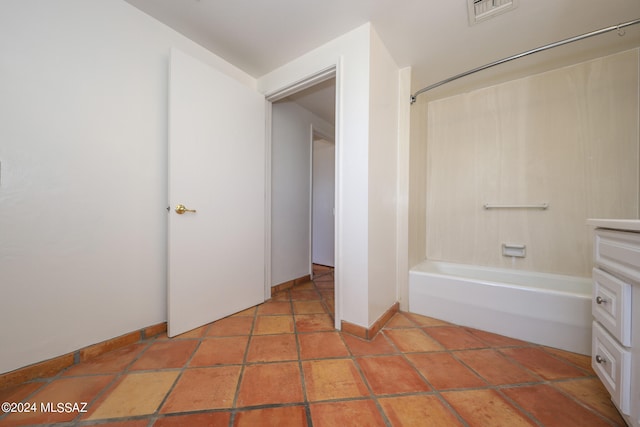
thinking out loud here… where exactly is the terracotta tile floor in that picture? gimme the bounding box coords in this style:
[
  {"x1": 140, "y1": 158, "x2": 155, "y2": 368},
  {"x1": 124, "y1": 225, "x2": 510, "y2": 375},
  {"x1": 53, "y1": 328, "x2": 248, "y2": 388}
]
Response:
[{"x1": 0, "y1": 265, "x2": 627, "y2": 426}]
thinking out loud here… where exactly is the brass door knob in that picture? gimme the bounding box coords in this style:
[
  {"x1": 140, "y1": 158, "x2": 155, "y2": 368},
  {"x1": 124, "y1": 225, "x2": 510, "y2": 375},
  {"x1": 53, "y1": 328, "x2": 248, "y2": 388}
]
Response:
[{"x1": 175, "y1": 204, "x2": 197, "y2": 215}]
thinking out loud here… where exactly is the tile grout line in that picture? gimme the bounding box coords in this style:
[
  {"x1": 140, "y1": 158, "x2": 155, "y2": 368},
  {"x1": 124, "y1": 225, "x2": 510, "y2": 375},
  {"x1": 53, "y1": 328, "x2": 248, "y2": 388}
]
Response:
[
  {"x1": 381, "y1": 326, "x2": 472, "y2": 427},
  {"x1": 384, "y1": 314, "x2": 598, "y2": 426},
  {"x1": 293, "y1": 280, "x2": 314, "y2": 427},
  {"x1": 66, "y1": 338, "x2": 160, "y2": 426},
  {"x1": 542, "y1": 380, "x2": 627, "y2": 426},
  {"x1": 3, "y1": 269, "x2": 618, "y2": 427},
  {"x1": 5, "y1": 335, "x2": 165, "y2": 426},
  {"x1": 492, "y1": 387, "x2": 547, "y2": 427},
  {"x1": 495, "y1": 346, "x2": 577, "y2": 385},
  {"x1": 344, "y1": 308, "x2": 414, "y2": 425},
  {"x1": 348, "y1": 343, "x2": 394, "y2": 426},
  {"x1": 428, "y1": 331, "x2": 544, "y2": 426},
  {"x1": 228, "y1": 305, "x2": 259, "y2": 426},
  {"x1": 428, "y1": 329, "x2": 609, "y2": 426},
  {"x1": 101, "y1": 313, "x2": 250, "y2": 425},
  {"x1": 86, "y1": 331, "x2": 199, "y2": 425},
  {"x1": 307, "y1": 269, "x2": 393, "y2": 426},
  {"x1": 537, "y1": 346, "x2": 597, "y2": 376},
  {"x1": 149, "y1": 328, "x2": 209, "y2": 423}
]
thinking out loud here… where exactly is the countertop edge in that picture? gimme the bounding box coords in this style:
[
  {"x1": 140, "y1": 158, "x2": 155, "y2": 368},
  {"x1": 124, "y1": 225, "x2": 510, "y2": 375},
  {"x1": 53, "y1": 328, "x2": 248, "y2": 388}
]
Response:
[{"x1": 586, "y1": 219, "x2": 640, "y2": 232}]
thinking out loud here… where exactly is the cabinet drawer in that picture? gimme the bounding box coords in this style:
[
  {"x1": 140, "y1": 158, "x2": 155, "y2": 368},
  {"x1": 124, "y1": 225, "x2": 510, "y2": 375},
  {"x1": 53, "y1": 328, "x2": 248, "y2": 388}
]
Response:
[
  {"x1": 592, "y1": 268, "x2": 632, "y2": 346},
  {"x1": 592, "y1": 321, "x2": 631, "y2": 415},
  {"x1": 595, "y1": 229, "x2": 640, "y2": 283}
]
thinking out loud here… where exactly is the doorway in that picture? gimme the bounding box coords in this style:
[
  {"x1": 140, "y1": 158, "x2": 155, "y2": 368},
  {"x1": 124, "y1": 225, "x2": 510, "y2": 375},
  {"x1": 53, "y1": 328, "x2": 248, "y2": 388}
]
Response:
[
  {"x1": 268, "y1": 75, "x2": 337, "y2": 325},
  {"x1": 311, "y1": 133, "x2": 335, "y2": 269}
]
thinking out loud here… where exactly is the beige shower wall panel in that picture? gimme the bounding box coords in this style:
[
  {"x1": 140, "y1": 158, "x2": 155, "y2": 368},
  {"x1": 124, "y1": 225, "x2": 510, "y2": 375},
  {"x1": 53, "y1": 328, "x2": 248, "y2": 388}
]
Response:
[
  {"x1": 409, "y1": 98, "x2": 428, "y2": 268},
  {"x1": 425, "y1": 49, "x2": 639, "y2": 277}
]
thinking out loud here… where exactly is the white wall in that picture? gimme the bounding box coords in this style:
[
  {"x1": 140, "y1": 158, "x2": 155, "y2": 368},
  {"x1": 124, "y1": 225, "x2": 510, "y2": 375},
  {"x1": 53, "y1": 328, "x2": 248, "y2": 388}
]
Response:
[
  {"x1": 367, "y1": 28, "x2": 401, "y2": 325},
  {"x1": 396, "y1": 67, "x2": 412, "y2": 311},
  {"x1": 259, "y1": 24, "x2": 404, "y2": 328},
  {"x1": 259, "y1": 24, "x2": 373, "y2": 327},
  {"x1": 0, "y1": 0, "x2": 256, "y2": 374},
  {"x1": 0, "y1": 4, "x2": 407, "y2": 374},
  {"x1": 271, "y1": 101, "x2": 334, "y2": 285},
  {"x1": 312, "y1": 138, "x2": 336, "y2": 267}
]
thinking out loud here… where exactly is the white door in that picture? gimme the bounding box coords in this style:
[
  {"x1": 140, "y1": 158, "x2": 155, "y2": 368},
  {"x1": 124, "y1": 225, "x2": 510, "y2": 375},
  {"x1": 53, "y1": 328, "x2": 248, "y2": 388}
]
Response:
[
  {"x1": 312, "y1": 138, "x2": 335, "y2": 267},
  {"x1": 167, "y1": 48, "x2": 265, "y2": 337}
]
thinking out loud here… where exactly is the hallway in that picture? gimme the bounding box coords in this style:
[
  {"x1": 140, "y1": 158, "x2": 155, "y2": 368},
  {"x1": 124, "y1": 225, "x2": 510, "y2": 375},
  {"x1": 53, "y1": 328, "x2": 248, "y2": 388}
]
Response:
[{"x1": 0, "y1": 266, "x2": 625, "y2": 426}]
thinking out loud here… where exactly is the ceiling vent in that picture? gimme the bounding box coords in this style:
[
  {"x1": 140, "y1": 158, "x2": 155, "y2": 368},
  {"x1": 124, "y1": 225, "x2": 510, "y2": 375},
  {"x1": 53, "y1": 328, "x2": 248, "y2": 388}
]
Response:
[{"x1": 468, "y1": 0, "x2": 517, "y2": 25}]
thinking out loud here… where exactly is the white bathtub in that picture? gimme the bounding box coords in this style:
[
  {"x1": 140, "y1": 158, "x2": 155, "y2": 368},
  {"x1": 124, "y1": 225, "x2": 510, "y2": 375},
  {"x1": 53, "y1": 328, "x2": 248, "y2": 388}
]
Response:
[{"x1": 409, "y1": 260, "x2": 593, "y2": 355}]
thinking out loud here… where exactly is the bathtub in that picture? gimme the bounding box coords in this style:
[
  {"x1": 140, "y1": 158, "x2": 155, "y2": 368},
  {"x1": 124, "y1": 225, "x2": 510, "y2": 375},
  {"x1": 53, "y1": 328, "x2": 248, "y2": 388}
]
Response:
[{"x1": 409, "y1": 260, "x2": 593, "y2": 355}]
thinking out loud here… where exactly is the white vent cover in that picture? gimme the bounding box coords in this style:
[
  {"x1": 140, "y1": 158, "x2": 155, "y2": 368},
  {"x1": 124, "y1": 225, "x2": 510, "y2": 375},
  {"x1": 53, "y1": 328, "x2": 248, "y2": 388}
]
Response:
[{"x1": 468, "y1": 0, "x2": 517, "y2": 25}]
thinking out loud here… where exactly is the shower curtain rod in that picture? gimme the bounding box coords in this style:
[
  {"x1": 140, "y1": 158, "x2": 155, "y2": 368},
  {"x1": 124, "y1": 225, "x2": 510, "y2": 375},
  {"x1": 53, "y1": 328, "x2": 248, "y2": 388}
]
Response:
[{"x1": 410, "y1": 18, "x2": 640, "y2": 104}]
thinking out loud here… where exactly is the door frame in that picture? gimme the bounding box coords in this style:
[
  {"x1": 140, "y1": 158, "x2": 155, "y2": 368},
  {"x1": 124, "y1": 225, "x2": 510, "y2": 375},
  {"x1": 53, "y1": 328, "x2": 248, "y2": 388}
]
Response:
[
  {"x1": 264, "y1": 63, "x2": 342, "y2": 329},
  {"x1": 309, "y1": 126, "x2": 335, "y2": 272}
]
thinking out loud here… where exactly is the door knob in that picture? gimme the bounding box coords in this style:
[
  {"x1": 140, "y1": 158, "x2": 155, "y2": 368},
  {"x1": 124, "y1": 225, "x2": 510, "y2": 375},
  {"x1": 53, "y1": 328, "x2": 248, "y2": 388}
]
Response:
[{"x1": 175, "y1": 204, "x2": 197, "y2": 215}]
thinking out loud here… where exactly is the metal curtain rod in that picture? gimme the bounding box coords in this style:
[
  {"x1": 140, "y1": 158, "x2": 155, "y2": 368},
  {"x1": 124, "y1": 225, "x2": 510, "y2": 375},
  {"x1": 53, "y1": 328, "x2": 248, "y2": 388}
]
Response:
[{"x1": 410, "y1": 18, "x2": 640, "y2": 104}]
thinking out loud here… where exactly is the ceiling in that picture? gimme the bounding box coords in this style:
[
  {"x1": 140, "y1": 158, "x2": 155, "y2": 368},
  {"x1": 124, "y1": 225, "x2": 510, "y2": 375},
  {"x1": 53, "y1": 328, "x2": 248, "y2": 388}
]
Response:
[
  {"x1": 282, "y1": 78, "x2": 336, "y2": 124},
  {"x1": 126, "y1": 0, "x2": 640, "y2": 116}
]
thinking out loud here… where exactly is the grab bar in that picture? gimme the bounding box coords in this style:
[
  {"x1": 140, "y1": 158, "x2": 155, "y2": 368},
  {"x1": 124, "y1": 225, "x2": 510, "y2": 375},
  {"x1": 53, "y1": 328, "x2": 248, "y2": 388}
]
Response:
[{"x1": 484, "y1": 203, "x2": 549, "y2": 210}]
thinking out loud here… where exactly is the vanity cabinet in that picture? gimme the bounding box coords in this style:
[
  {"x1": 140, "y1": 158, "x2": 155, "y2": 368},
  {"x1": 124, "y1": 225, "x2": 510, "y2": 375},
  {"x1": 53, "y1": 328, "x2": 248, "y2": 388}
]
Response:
[{"x1": 588, "y1": 219, "x2": 640, "y2": 427}]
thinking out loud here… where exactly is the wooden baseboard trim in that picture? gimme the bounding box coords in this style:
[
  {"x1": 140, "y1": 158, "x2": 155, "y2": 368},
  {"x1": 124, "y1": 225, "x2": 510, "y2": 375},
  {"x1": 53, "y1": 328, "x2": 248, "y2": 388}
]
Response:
[
  {"x1": 341, "y1": 302, "x2": 399, "y2": 340},
  {"x1": 270, "y1": 274, "x2": 312, "y2": 296},
  {"x1": 0, "y1": 322, "x2": 167, "y2": 389}
]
